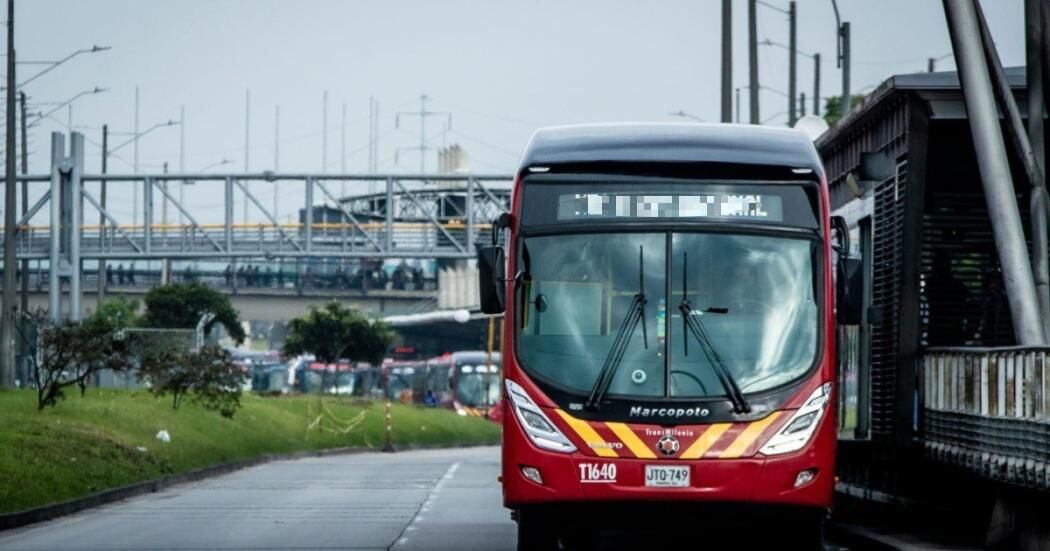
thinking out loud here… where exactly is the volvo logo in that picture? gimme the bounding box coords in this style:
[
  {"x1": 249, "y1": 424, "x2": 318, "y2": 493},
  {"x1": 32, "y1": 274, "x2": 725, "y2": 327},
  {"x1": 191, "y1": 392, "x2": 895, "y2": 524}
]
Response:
[{"x1": 656, "y1": 435, "x2": 680, "y2": 456}]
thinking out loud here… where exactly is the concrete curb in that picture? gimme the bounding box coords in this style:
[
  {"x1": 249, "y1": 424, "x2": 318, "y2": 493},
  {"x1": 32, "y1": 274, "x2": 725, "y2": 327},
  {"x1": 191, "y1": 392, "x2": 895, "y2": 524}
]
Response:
[{"x1": 0, "y1": 441, "x2": 496, "y2": 532}]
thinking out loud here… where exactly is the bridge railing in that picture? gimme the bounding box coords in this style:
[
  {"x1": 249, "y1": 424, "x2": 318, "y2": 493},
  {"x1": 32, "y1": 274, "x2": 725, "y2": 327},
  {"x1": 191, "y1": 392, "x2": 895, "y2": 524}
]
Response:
[
  {"x1": 5, "y1": 134, "x2": 512, "y2": 261},
  {"x1": 7, "y1": 266, "x2": 438, "y2": 297},
  {"x1": 922, "y1": 346, "x2": 1050, "y2": 491},
  {"x1": 14, "y1": 220, "x2": 496, "y2": 259}
]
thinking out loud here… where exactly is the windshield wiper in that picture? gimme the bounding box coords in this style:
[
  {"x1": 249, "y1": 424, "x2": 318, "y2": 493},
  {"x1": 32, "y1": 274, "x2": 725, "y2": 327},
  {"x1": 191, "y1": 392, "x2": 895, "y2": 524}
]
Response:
[
  {"x1": 586, "y1": 245, "x2": 648, "y2": 410},
  {"x1": 678, "y1": 253, "x2": 751, "y2": 414}
]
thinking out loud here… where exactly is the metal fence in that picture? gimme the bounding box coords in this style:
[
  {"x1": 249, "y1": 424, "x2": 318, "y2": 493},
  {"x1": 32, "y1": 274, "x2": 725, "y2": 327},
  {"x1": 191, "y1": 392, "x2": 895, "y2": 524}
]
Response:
[{"x1": 923, "y1": 347, "x2": 1050, "y2": 491}]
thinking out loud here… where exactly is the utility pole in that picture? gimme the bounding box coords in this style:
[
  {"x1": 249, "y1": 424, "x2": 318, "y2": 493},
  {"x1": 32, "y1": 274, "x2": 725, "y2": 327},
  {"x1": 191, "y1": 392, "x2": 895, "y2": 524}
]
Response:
[
  {"x1": 418, "y1": 95, "x2": 425, "y2": 172},
  {"x1": 395, "y1": 95, "x2": 450, "y2": 173},
  {"x1": 322, "y1": 90, "x2": 328, "y2": 172},
  {"x1": 813, "y1": 53, "x2": 821, "y2": 116},
  {"x1": 341, "y1": 102, "x2": 346, "y2": 197},
  {"x1": 178, "y1": 105, "x2": 184, "y2": 226},
  {"x1": 748, "y1": 0, "x2": 759, "y2": 124},
  {"x1": 372, "y1": 99, "x2": 379, "y2": 173},
  {"x1": 161, "y1": 161, "x2": 168, "y2": 226},
  {"x1": 373, "y1": 96, "x2": 382, "y2": 195},
  {"x1": 244, "y1": 90, "x2": 250, "y2": 172},
  {"x1": 831, "y1": 1, "x2": 850, "y2": 119},
  {"x1": 800, "y1": 92, "x2": 806, "y2": 117},
  {"x1": 1, "y1": 0, "x2": 16, "y2": 387},
  {"x1": 18, "y1": 91, "x2": 27, "y2": 345},
  {"x1": 133, "y1": 86, "x2": 140, "y2": 226},
  {"x1": 841, "y1": 22, "x2": 851, "y2": 116},
  {"x1": 721, "y1": 0, "x2": 732, "y2": 123},
  {"x1": 243, "y1": 89, "x2": 250, "y2": 225},
  {"x1": 368, "y1": 97, "x2": 374, "y2": 173},
  {"x1": 787, "y1": 1, "x2": 797, "y2": 126},
  {"x1": 99, "y1": 125, "x2": 107, "y2": 307},
  {"x1": 274, "y1": 105, "x2": 279, "y2": 222},
  {"x1": 18, "y1": 92, "x2": 26, "y2": 175},
  {"x1": 928, "y1": 57, "x2": 936, "y2": 73}
]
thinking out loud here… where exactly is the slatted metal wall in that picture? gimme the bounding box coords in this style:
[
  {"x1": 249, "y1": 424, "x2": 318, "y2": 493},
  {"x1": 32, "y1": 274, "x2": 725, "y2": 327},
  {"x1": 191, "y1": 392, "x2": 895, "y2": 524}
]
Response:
[
  {"x1": 821, "y1": 94, "x2": 911, "y2": 442},
  {"x1": 870, "y1": 165, "x2": 907, "y2": 437}
]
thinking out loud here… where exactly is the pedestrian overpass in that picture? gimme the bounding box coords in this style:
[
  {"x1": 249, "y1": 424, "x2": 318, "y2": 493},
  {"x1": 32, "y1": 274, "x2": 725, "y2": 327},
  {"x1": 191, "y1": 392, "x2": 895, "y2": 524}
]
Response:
[{"x1": 3, "y1": 131, "x2": 511, "y2": 319}]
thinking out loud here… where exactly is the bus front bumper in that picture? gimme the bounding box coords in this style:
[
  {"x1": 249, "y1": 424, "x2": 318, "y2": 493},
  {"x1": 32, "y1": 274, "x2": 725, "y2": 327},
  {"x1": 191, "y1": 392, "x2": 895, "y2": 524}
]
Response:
[{"x1": 501, "y1": 422, "x2": 834, "y2": 510}]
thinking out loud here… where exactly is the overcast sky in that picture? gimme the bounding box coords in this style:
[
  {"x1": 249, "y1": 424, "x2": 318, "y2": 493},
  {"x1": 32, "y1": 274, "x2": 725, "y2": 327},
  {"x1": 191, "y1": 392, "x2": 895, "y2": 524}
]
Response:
[{"x1": 11, "y1": 0, "x2": 1026, "y2": 222}]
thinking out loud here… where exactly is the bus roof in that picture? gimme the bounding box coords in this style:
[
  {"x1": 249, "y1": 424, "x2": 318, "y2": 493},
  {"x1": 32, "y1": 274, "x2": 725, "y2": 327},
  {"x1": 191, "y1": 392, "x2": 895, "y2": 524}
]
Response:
[{"x1": 520, "y1": 123, "x2": 823, "y2": 177}]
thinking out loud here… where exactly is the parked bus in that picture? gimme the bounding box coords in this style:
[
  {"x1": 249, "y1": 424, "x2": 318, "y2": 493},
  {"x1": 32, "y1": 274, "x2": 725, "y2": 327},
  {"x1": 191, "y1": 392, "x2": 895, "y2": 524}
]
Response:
[
  {"x1": 382, "y1": 360, "x2": 425, "y2": 403},
  {"x1": 351, "y1": 363, "x2": 384, "y2": 399},
  {"x1": 423, "y1": 351, "x2": 501, "y2": 418},
  {"x1": 290, "y1": 359, "x2": 354, "y2": 394},
  {"x1": 478, "y1": 123, "x2": 849, "y2": 549}
]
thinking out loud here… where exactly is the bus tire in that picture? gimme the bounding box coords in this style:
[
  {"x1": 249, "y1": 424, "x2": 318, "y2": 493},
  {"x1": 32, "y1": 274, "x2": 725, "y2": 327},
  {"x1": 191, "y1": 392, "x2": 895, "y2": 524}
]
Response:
[{"x1": 516, "y1": 507, "x2": 558, "y2": 551}]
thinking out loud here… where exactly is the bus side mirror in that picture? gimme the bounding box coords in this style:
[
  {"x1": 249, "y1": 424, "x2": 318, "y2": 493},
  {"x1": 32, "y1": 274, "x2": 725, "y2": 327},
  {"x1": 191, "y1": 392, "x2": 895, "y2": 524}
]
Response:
[
  {"x1": 491, "y1": 212, "x2": 512, "y2": 246},
  {"x1": 837, "y1": 257, "x2": 864, "y2": 325},
  {"x1": 478, "y1": 245, "x2": 506, "y2": 314},
  {"x1": 830, "y1": 215, "x2": 863, "y2": 324},
  {"x1": 831, "y1": 215, "x2": 850, "y2": 255}
]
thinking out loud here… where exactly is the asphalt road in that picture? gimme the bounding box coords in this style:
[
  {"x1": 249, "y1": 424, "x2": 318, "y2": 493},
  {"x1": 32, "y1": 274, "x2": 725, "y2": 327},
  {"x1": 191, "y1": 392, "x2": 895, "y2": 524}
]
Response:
[
  {"x1": 0, "y1": 446, "x2": 868, "y2": 551},
  {"x1": 0, "y1": 447, "x2": 515, "y2": 551}
]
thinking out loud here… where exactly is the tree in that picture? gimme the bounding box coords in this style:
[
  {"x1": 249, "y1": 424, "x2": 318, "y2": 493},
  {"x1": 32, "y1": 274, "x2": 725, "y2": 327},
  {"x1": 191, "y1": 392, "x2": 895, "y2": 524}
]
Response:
[
  {"x1": 140, "y1": 345, "x2": 246, "y2": 418},
  {"x1": 283, "y1": 302, "x2": 395, "y2": 366},
  {"x1": 87, "y1": 296, "x2": 141, "y2": 330},
  {"x1": 823, "y1": 94, "x2": 867, "y2": 126},
  {"x1": 141, "y1": 283, "x2": 245, "y2": 344},
  {"x1": 19, "y1": 310, "x2": 132, "y2": 410}
]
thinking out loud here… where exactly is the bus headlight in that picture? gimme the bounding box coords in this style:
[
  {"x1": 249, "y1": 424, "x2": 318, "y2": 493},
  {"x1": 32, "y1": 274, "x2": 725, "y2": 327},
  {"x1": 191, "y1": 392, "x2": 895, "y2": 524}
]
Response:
[
  {"x1": 505, "y1": 379, "x2": 577, "y2": 453},
  {"x1": 759, "y1": 383, "x2": 831, "y2": 456}
]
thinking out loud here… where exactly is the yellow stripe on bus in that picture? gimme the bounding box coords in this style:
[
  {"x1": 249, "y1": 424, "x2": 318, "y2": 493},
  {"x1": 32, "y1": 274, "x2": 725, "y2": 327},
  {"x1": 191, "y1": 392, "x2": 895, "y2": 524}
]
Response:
[
  {"x1": 718, "y1": 412, "x2": 782, "y2": 458},
  {"x1": 679, "y1": 423, "x2": 732, "y2": 459},
  {"x1": 605, "y1": 422, "x2": 657, "y2": 459},
  {"x1": 554, "y1": 410, "x2": 619, "y2": 458}
]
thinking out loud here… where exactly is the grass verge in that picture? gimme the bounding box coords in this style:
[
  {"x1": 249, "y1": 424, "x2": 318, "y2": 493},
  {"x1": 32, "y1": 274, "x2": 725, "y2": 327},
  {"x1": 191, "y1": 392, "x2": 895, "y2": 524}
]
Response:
[{"x1": 0, "y1": 389, "x2": 500, "y2": 514}]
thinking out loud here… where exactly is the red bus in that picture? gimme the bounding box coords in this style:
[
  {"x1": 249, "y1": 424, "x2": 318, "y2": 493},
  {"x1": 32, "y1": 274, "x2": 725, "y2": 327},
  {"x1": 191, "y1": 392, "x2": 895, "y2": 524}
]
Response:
[
  {"x1": 478, "y1": 124, "x2": 850, "y2": 549},
  {"x1": 423, "y1": 351, "x2": 502, "y2": 418}
]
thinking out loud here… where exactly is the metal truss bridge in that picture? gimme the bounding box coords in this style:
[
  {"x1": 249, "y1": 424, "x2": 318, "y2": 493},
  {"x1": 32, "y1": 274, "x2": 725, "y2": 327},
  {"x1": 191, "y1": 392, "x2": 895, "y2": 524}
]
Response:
[
  {"x1": 5, "y1": 132, "x2": 512, "y2": 317},
  {"x1": 12, "y1": 133, "x2": 511, "y2": 262}
]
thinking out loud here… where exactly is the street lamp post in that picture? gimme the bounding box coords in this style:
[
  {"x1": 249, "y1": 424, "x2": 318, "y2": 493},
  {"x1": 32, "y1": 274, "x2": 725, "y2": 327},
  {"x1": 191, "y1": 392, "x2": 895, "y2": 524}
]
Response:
[
  {"x1": 198, "y1": 158, "x2": 234, "y2": 173},
  {"x1": 830, "y1": 0, "x2": 851, "y2": 118},
  {"x1": 2, "y1": 0, "x2": 15, "y2": 387},
  {"x1": 26, "y1": 87, "x2": 108, "y2": 129},
  {"x1": 760, "y1": 39, "x2": 822, "y2": 118},
  {"x1": 106, "y1": 120, "x2": 179, "y2": 227},
  {"x1": 14, "y1": 45, "x2": 110, "y2": 89}
]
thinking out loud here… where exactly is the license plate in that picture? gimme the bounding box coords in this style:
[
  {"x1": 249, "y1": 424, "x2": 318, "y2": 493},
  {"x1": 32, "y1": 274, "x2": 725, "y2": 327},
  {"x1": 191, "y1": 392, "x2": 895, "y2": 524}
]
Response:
[{"x1": 644, "y1": 465, "x2": 690, "y2": 488}]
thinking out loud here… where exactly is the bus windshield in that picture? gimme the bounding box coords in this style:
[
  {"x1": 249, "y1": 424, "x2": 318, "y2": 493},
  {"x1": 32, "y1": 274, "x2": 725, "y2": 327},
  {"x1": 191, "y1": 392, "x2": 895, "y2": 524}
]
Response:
[
  {"x1": 455, "y1": 364, "x2": 501, "y2": 407},
  {"x1": 517, "y1": 231, "x2": 818, "y2": 399}
]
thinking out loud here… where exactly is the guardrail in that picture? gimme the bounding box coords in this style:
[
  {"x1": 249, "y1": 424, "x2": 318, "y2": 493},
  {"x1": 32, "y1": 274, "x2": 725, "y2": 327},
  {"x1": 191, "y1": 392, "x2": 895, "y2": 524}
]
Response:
[{"x1": 923, "y1": 347, "x2": 1050, "y2": 491}]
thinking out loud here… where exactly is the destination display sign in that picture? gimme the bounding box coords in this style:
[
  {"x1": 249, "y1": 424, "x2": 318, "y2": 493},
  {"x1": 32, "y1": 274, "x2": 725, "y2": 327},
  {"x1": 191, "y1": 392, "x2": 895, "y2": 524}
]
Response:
[
  {"x1": 520, "y1": 178, "x2": 819, "y2": 229},
  {"x1": 556, "y1": 192, "x2": 784, "y2": 222}
]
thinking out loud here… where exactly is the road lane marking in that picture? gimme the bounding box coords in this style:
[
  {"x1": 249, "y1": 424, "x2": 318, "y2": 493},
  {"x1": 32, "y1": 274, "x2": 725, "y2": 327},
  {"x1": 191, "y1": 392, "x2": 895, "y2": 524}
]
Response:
[{"x1": 391, "y1": 461, "x2": 461, "y2": 549}]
